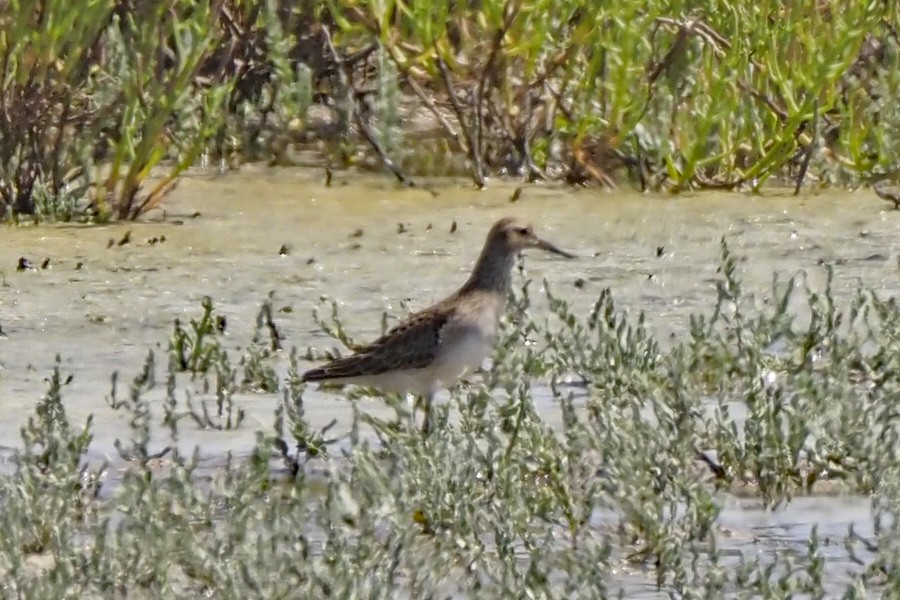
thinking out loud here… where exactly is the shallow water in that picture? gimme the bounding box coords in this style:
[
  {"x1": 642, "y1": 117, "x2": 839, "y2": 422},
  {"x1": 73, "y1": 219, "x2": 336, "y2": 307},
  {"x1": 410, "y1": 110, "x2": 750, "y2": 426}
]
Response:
[{"x1": 1, "y1": 167, "x2": 897, "y2": 595}]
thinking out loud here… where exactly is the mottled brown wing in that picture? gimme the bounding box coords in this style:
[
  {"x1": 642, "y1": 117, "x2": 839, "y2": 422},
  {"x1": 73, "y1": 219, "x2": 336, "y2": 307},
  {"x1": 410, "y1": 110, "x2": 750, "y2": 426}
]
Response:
[{"x1": 301, "y1": 308, "x2": 450, "y2": 381}]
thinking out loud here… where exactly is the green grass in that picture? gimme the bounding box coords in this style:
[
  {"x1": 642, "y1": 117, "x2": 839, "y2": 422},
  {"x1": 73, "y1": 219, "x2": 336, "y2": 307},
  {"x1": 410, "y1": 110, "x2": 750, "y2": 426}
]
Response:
[
  {"x1": 330, "y1": 0, "x2": 900, "y2": 189},
  {"x1": 2, "y1": 1, "x2": 900, "y2": 220}
]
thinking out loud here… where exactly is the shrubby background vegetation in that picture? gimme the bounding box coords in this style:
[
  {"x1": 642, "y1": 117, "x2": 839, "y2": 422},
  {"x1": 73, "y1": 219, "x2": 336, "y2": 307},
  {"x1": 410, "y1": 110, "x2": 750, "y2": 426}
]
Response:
[{"x1": 2, "y1": 0, "x2": 900, "y2": 220}]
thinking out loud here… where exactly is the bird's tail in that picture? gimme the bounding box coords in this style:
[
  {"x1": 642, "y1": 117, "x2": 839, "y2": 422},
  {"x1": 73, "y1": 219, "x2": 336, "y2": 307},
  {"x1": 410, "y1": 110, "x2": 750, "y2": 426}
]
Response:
[{"x1": 301, "y1": 354, "x2": 375, "y2": 382}]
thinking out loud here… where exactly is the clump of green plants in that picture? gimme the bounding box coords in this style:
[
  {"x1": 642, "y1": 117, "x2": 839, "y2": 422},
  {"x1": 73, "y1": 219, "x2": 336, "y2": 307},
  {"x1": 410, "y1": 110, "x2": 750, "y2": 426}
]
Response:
[
  {"x1": 240, "y1": 293, "x2": 283, "y2": 393},
  {"x1": 0, "y1": 0, "x2": 233, "y2": 221},
  {"x1": 164, "y1": 296, "x2": 251, "y2": 432},
  {"x1": 168, "y1": 296, "x2": 225, "y2": 375},
  {"x1": 0, "y1": 358, "x2": 101, "y2": 568},
  {"x1": 5, "y1": 1, "x2": 900, "y2": 222},
  {"x1": 328, "y1": 0, "x2": 900, "y2": 189}
]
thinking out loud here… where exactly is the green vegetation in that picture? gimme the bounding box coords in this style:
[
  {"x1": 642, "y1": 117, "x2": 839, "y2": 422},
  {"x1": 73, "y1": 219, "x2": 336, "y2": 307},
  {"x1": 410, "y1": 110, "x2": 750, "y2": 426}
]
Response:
[
  {"x1": 1, "y1": 244, "x2": 898, "y2": 597},
  {"x1": 5, "y1": 1, "x2": 897, "y2": 595},
  {"x1": 2, "y1": 1, "x2": 899, "y2": 220}
]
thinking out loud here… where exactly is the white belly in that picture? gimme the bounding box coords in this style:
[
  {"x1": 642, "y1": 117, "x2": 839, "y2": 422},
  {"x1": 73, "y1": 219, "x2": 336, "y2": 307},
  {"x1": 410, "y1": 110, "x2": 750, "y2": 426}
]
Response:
[
  {"x1": 430, "y1": 329, "x2": 492, "y2": 387},
  {"x1": 332, "y1": 331, "x2": 490, "y2": 398}
]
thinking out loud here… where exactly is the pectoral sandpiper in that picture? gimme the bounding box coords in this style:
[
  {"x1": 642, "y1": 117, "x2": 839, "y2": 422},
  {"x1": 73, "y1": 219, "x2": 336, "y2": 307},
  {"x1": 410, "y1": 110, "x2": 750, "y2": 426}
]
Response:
[{"x1": 302, "y1": 217, "x2": 574, "y2": 433}]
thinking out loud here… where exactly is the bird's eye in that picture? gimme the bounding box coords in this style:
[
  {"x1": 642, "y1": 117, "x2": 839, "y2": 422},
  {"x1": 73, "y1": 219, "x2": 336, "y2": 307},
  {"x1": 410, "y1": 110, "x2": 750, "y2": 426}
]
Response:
[{"x1": 515, "y1": 226, "x2": 530, "y2": 236}]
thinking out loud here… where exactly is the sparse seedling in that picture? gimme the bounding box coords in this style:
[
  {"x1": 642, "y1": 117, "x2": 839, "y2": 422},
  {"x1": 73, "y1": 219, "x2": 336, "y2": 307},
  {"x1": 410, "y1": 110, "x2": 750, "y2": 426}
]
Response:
[{"x1": 168, "y1": 296, "x2": 224, "y2": 375}]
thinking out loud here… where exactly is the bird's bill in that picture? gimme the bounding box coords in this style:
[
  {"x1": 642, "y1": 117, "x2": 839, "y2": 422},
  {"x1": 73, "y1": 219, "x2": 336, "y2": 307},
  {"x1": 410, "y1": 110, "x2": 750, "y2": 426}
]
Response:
[{"x1": 534, "y1": 237, "x2": 576, "y2": 259}]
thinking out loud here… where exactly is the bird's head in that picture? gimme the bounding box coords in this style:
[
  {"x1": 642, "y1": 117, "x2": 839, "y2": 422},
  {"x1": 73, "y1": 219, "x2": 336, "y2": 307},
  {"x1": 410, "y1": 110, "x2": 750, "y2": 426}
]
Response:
[{"x1": 489, "y1": 217, "x2": 575, "y2": 258}]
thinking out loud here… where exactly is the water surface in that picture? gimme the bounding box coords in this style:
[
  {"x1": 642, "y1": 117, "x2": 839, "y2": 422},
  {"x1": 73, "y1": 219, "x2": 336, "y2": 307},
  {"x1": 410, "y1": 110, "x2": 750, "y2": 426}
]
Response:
[{"x1": 5, "y1": 170, "x2": 897, "y2": 439}]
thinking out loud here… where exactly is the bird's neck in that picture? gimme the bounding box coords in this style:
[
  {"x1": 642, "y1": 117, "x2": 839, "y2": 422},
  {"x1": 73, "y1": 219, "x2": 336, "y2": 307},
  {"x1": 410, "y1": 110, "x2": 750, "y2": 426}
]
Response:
[{"x1": 458, "y1": 245, "x2": 515, "y2": 295}]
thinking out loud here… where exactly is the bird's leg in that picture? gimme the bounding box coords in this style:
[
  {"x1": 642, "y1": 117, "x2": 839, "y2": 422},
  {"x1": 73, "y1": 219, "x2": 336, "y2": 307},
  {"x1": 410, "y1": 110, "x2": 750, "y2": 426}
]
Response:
[
  {"x1": 405, "y1": 393, "x2": 419, "y2": 431},
  {"x1": 420, "y1": 392, "x2": 435, "y2": 436}
]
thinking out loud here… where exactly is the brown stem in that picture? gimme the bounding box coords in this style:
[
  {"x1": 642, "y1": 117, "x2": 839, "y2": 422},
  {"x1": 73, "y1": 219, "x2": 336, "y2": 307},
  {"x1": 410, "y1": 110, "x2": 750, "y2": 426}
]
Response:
[
  {"x1": 436, "y1": 53, "x2": 474, "y2": 152},
  {"x1": 406, "y1": 74, "x2": 465, "y2": 152},
  {"x1": 793, "y1": 101, "x2": 818, "y2": 195},
  {"x1": 471, "y1": 0, "x2": 518, "y2": 187},
  {"x1": 321, "y1": 27, "x2": 413, "y2": 187}
]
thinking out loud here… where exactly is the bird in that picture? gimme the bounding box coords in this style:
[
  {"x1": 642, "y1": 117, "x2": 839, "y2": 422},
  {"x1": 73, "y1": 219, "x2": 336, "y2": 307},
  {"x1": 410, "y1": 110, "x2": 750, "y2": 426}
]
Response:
[{"x1": 302, "y1": 217, "x2": 575, "y2": 434}]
